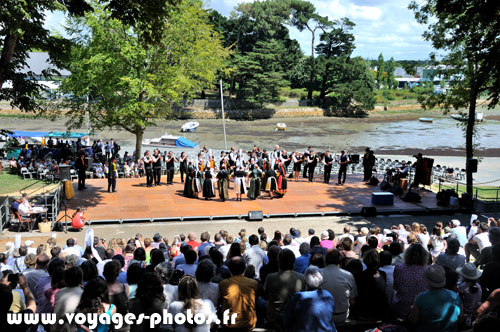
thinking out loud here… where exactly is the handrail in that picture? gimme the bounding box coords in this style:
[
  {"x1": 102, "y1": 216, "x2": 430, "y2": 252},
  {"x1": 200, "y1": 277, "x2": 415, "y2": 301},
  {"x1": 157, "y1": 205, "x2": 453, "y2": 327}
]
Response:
[{"x1": 0, "y1": 196, "x2": 10, "y2": 233}]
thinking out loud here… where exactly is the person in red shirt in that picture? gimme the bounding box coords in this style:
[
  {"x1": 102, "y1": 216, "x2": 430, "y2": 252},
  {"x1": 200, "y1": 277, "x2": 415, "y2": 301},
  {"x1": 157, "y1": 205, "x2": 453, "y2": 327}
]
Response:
[
  {"x1": 71, "y1": 208, "x2": 86, "y2": 231},
  {"x1": 186, "y1": 232, "x2": 200, "y2": 250}
]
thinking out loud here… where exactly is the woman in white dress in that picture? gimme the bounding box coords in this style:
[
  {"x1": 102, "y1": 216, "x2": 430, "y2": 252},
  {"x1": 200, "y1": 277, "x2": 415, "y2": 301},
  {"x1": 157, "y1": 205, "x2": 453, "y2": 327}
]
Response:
[
  {"x1": 429, "y1": 225, "x2": 447, "y2": 260},
  {"x1": 168, "y1": 275, "x2": 216, "y2": 332}
]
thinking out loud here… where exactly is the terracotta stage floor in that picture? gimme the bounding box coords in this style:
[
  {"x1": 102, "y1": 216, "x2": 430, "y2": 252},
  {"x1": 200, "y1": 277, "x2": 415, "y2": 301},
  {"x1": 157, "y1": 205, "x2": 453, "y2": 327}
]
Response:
[{"x1": 62, "y1": 174, "x2": 454, "y2": 222}]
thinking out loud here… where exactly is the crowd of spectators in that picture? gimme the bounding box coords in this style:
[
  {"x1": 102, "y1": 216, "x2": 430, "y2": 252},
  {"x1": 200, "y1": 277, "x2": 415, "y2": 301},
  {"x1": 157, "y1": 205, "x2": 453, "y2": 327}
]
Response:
[{"x1": 1, "y1": 216, "x2": 500, "y2": 332}]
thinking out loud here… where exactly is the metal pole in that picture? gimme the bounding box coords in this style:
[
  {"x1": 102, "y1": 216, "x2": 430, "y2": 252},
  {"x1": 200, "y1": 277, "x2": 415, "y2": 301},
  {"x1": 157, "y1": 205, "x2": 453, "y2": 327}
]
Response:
[
  {"x1": 220, "y1": 79, "x2": 227, "y2": 150},
  {"x1": 86, "y1": 95, "x2": 91, "y2": 135}
]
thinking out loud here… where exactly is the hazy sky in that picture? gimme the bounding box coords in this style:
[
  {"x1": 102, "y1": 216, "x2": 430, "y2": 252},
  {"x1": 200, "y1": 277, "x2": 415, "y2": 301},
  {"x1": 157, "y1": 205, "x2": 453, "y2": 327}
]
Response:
[{"x1": 44, "y1": 0, "x2": 434, "y2": 60}]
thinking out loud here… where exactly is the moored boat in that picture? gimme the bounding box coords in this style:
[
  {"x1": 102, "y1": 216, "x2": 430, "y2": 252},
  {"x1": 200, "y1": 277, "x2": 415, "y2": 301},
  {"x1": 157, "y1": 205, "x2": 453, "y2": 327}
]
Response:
[
  {"x1": 142, "y1": 132, "x2": 198, "y2": 148},
  {"x1": 181, "y1": 121, "x2": 200, "y2": 132},
  {"x1": 276, "y1": 123, "x2": 286, "y2": 131},
  {"x1": 419, "y1": 117, "x2": 433, "y2": 123}
]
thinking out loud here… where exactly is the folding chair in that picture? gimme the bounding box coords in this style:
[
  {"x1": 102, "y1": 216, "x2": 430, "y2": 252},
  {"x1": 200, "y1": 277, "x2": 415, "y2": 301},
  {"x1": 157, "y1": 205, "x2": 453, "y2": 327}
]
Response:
[{"x1": 13, "y1": 210, "x2": 34, "y2": 233}]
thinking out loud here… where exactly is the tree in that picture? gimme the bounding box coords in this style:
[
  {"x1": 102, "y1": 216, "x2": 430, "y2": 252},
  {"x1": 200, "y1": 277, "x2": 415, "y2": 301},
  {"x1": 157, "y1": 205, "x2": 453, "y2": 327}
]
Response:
[
  {"x1": 0, "y1": 0, "x2": 179, "y2": 112},
  {"x1": 409, "y1": 0, "x2": 500, "y2": 195},
  {"x1": 386, "y1": 57, "x2": 396, "y2": 89},
  {"x1": 376, "y1": 53, "x2": 385, "y2": 89},
  {"x1": 52, "y1": 0, "x2": 229, "y2": 158},
  {"x1": 289, "y1": 0, "x2": 331, "y2": 101}
]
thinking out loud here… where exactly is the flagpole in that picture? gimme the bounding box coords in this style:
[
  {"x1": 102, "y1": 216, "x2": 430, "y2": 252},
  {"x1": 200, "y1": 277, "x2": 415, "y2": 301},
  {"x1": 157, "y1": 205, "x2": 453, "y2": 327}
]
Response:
[{"x1": 220, "y1": 79, "x2": 227, "y2": 150}]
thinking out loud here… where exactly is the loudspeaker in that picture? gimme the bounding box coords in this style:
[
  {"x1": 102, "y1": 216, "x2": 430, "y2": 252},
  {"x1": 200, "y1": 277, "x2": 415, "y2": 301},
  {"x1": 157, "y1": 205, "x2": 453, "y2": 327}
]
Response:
[
  {"x1": 247, "y1": 210, "x2": 263, "y2": 222},
  {"x1": 368, "y1": 176, "x2": 379, "y2": 186},
  {"x1": 59, "y1": 165, "x2": 71, "y2": 181},
  {"x1": 361, "y1": 207, "x2": 377, "y2": 217},
  {"x1": 350, "y1": 154, "x2": 360, "y2": 164},
  {"x1": 460, "y1": 193, "x2": 474, "y2": 209},
  {"x1": 380, "y1": 181, "x2": 391, "y2": 191},
  {"x1": 402, "y1": 190, "x2": 421, "y2": 203},
  {"x1": 467, "y1": 159, "x2": 478, "y2": 173},
  {"x1": 390, "y1": 184, "x2": 403, "y2": 196}
]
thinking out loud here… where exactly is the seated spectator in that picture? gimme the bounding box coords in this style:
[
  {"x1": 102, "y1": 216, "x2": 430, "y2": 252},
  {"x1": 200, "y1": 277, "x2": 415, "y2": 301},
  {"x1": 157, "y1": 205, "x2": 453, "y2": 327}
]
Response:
[
  {"x1": 129, "y1": 272, "x2": 166, "y2": 332},
  {"x1": 282, "y1": 234, "x2": 301, "y2": 257},
  {"x1": 321, "y1": 249, "x2": 358, "y2": 323},
  {"x1": 219, "y1": 256, "x2": 258, "y2": 331},
  {"x1": 466, "y1": 222, "x2": 491, "y2": 262},
  {"x1": 320, "y1": 231, "x2": 333, "y2": 249},
  {"x1": 104, "y1": 260, "x2": 129, "y2": 330},
  {"x1": 480, "y1": 244, "x2": 500, "y2": 300},
  {"x1": 409, "y1": 264, "x2": 463, "y2": 332},
  {"x1": 429, "y1": 225, "x2": 447, "y2": 260},
  {"x1": 177, "y1": 249, "x2": 198, "y2": 276},
  {"x1": 436, "y1": 237, "x2": 466, "y2": 270},
  {"x1": 294, "y1": 242, "x2": 311, "y2": 274},
  {"x1": 474, "y1": 226, "x2": 500, "y2": 268},
  {"x1": 168, "y1": 275, "x2": 216, "y2": 332},
  {"x1": 392, "y1": 243, "x2": 430, "y2": 318},
  {"x1": 310, "y1": 236, "x2": 327, "y2": 257},
  {"x1": 352, "y1": 249, "x2": 389, "y2": 321},
  {"x1": 379, "y1": 250, "x2": 394, "y2": 304},
  {"x1": 264, "y1": 248, "x2": 305, "y2": 328},
  {"x1": 77, "y1": 277, "x2": 116, "y2": 332},
  {"x1": 63, "y1": 238, "x2": 82, "y2": 258},
  {"x1": 97, "y1": 248, "x2": 115, "y2": 276},
  {"x1": 0, "y1": 275, "x2": 36, "y2": 332},
  {"x1": 451, "y1": 219, "x2": 467, "y2": 247},
  {"x1": 197, "y1": 232, "x2": 214, "y2": 257},
  {"x1": 195, "y1": 259, "x2": 219, "y2": 307},
  {"x1": 310, "y1": 252, "x2": 326, "y2": 268},
  {"x1": 127, "y1": 263, "x2": 145, "y2": 300},
  {"x1": 53, "y1": 267, "x2": 84, "y2": 331},
  {"x1": 390, "y1": 241, "x2": 404, "y2": 265},
  {"x1": 457, "y1": 263, "x2": 482, "y2": 328},
  {"x1": 243, "y1": 234, "x2": 268, "y2": 279},
  {"x1": 208, "y1": 247, "x2": 231, "y2": 282},
  {"x1": 283, "y1": 266, "x2": 336, "y2": 332}
]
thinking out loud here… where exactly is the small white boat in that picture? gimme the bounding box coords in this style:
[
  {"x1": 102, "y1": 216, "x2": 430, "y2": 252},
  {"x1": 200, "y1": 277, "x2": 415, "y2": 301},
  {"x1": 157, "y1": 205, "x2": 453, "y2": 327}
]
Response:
[
  {"x1": 181, "y1": 121, "x2": 199, "y2": 132},
  {"x1": 275, "y1": 123, "x2": 286, "y2": 131},
  {"x1": 419, "y1": 117, "x2": 433, "y2": 123},
  {"x1": 451, "y1": 112, "x2": 484, "y2": 122},
  {"x1": 142, "y1": 132, "x2": 180, "y2": 148}
]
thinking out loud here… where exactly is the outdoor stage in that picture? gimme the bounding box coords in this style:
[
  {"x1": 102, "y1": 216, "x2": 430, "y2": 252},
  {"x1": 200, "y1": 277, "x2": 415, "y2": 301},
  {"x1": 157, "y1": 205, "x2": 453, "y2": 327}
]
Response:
[{"x1": 61, "y1": 174, "x2": 462, "y2": 223}]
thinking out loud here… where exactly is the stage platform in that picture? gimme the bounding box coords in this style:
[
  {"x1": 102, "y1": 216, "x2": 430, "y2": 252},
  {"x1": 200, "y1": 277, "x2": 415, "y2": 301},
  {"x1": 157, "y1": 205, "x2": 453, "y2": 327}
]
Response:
[{"x1": 61, "y1": 174, "x2": 463, "y2": 223}]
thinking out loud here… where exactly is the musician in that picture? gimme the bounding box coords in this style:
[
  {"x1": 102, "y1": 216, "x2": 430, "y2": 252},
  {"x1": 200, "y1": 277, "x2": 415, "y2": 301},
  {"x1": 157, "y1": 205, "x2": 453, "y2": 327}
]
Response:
[
  {"x1": 75, "y1": 151, "x2": 87, "y2": 190},
  {"x1": 307, "y1": 151, "x2": 318, "y2": 182},
  {"x1": 292, "y1": 151, "x2": 303, "y2": 182},
  {"x1": 217, "y1": 165, "x2": 230, "y2": 202},
  {"x1": 203, "y1": 168, "x2": 216, "y2": 200},
  {"x1": 282, "y1": 149, "x2": 291, "y2": 174},
  {"x1": 337, "y1": 150, "x2": 350, "y2": 185},
  {"x1": 303, "y1": 146, "x2": 312, "y2": 179},
  {"x1": 411, "y1": 153, "x2": 425, "y2": 189},
  {"x1": 143, "y1": 150, "x2": 154, "y2": 187},
  {"x1": 261, "y1": 149, "x2": 269, "y2": 164},
  {"x1": 271, "y1": 145, "x2": 281, "y2": 169},
  {"x1": 322, "y1": 151, "x2": 334, "y2": 184},
  {"x1": 362, "y1": 148, "x2": 376, "y2": 182},
  {"x1": 193, "y1": 164, "x2": 203, "y2": 199},
  {"x1": 395, "y1": 160, "x2": 409, "y2": 184},
  {"x1": 229, "y1": 147, "x2": 237, "y2": 168},
  {"x1": 166, "y1": 151, "x2": 177, "y2": 185},
  {"x1": 108, "y1": 157, "x2": 118, "y2": 192},
  {"x1": 220, "y1": 151, "x2": 229, "y2": 170},
  {"x1": 235, "y1": 153, "x2": 246, "y2": 170},
  {"x1": 152, "y1": 149, "x2": 162, "y2": 186},
  {"x1": 179, "y1": 152, "x2": 188, "y2": 184}
]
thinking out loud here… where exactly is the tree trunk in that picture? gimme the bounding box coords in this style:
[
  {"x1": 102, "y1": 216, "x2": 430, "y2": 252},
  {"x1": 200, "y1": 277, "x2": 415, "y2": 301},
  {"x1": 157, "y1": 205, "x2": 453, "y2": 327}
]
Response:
[
  {"x1": 465, "y1": 89, "x2": 477, "y2": 195},
  {"x1": 0, "y1": 34, "x2": 18, "y2": 88},
  {"x1": 135, "y1": 130, "x2": 144, "y2": 161}
]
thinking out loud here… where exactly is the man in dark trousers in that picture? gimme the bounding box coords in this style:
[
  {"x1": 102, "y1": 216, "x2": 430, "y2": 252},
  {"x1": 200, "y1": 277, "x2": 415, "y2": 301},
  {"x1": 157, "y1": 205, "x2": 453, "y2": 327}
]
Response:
[
  {"x1": 152, "y1": 149, "x2": 162, "y2": 186},
  {"x1": 362, "y1": 147, "x2": 376, "y2": 182},
  {"x1": 74, "y1": 152, "x2": 87, "y2": 190},
  {"x1": 107, "y1": 157, "x2": 117, "y2": 192},
  {"x1": 322, "y1": 151, "x2": 334, "y2": 184},
  {"x1": 166, "y1": 151, "x2": 178, "y2": 185},
  {"x1": 302, "y1": 147, "x2": 312, "y2": 180},
  {"x1": 337, "y1": 151, "x2": 350, "y2": 185},
  {"x1": 143, "y1": 150, "x2": 154, "y2": 187}
]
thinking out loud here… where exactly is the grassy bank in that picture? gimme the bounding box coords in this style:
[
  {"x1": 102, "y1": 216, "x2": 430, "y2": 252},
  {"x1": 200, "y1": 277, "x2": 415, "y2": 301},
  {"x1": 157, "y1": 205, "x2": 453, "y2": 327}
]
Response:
[
  {"x1": 0, "y1": 172, "x2": 43, "y2": 196},
  {"x1": 431, "y1": 183, "x2": 500, "y2": 201}
]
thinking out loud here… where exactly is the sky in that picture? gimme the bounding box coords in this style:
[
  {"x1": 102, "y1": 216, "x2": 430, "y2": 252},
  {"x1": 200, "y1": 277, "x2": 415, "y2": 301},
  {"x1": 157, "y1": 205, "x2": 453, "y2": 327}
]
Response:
[{"x1": 44, "y1": 0, "x2": 434, "y2": 61}]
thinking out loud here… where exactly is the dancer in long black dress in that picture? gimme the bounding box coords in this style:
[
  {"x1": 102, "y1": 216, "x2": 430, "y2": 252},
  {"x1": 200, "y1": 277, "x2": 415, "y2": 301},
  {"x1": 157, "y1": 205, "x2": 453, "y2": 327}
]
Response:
[
  {"x1": 183, "y1": 164, "x2": 194, "y2": 198},
  {"x1": 202, "y1": 169, "x2": 216, "y2": 200}
]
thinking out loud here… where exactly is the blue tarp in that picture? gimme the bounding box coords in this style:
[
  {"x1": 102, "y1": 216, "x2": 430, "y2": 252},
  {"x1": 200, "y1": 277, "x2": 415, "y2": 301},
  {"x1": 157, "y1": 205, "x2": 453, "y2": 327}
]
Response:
[
  {"x1": 8, "y1": 131, "x2": 50, "y2": 138},
  {"x1": 175, "y1": 136, "x2": 198, "y2": 148},
  {"x1": 47, "y1": 132, "x2": 88, "y2": 138}
]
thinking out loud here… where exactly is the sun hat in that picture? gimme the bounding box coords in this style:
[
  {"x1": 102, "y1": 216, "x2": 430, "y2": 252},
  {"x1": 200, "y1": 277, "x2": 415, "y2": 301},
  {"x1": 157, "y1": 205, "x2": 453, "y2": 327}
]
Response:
[
  {"x1": 321, "y1": 231, "x2": 329, "y2": 240},
  {"x1": 424, "y1": 264, "x2": 446, "y2": 288},
  {"x1": 456, "y1": 262, "x2": 482, "y2": 280},
  {"x1": 452, "y1": 219, "x2": 461, "y2": 227}
]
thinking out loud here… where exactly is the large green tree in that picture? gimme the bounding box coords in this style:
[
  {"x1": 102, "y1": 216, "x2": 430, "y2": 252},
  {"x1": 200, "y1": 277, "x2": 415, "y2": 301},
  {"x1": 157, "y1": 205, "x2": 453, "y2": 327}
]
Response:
[
  {"x1": 53, "y1": 0, "x2": 229, "y2": 158},
  {"x1": 410, "y1": 0, "x2": 500, "y2": 195},
  {"x1": 376, "y1": 53, "x2": 385, "y2": 89},
  {"x1": 0, "y1": 0, "x2": 178, "y2": 112},
  {"x1": 386, "y1": 57, "x2": 396, "y2": 89}
]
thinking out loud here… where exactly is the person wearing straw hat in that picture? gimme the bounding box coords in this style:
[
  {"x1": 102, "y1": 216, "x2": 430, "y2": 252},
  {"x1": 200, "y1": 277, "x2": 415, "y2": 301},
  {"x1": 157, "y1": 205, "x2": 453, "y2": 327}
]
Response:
[
  {"x1": 409, "y1": 264, "x2": 463, "y2": 332},
  {"x1": 456, "y1": 263, "x2": 482, "y2": 327}
]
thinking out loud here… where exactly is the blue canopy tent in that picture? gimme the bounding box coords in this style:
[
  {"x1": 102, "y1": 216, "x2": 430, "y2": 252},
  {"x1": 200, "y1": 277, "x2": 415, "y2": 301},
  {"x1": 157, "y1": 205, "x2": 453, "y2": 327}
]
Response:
[
  {"x1": 46, "y1": 132, "x2": 88, "y2": 138},
  {"x1": 175, "y1": 136, "x2": 198, "y2": 148},
  {"x1": 8, "y1": 131, "x2": 50, "y2": 138}
]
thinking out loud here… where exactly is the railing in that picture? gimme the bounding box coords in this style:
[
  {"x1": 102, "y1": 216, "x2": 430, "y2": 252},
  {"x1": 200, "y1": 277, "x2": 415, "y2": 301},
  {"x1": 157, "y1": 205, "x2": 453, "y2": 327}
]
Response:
[{"x1": 0, "y1": 196, "x2": 10, "y2": 233}]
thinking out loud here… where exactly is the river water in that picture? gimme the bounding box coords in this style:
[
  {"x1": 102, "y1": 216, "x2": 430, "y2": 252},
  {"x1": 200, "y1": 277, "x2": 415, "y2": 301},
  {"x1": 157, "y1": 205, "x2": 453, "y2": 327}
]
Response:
[{"x1": 2, "y1": 115, "x2": 500, "y2": 183}]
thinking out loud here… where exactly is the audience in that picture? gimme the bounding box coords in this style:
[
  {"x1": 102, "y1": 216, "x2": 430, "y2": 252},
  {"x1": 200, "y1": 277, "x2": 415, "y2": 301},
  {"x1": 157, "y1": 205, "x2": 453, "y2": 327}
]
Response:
[{"x1": 2, "y1": 218, "x2": 500, "y2": 332}]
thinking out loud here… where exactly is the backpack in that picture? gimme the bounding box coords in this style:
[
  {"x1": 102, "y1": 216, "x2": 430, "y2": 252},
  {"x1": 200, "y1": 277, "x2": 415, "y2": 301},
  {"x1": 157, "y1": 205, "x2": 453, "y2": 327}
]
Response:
[{"x1": 52, "y1": 221, "x2": 64, "y2": 232}]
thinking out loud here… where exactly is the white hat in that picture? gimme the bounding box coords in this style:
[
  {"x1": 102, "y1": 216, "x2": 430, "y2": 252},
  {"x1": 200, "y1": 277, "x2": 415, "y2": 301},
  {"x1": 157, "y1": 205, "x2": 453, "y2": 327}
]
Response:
[
  {"x1": 321, "y1": 231, "x2": 329, "y2": 240},
  {"x1": 25, "y1": 240, "x2": 34, "y2": 247},
  {"x1": 4, "y1": 242, "x2": 14, "y2": 250},
  {"x1": 452, "y1": 220, "x2": 461, "y2": 227}
]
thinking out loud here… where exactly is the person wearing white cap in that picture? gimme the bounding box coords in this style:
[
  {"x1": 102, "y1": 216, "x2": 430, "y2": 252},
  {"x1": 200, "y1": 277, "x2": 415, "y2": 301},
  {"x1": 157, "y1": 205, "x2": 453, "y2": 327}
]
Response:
[
  {"x1": 450, "y1": 219, "x2": 467, "y2": 247},
  {"x1": 409, "y1": 264, "x2": 463, "y2": 332},
  {"x1": 456, "y1": 263, "x2": 482, "y2": 327},
  {"x1": 25, "y1": 240, "x2": 36, "y2": 255}
]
